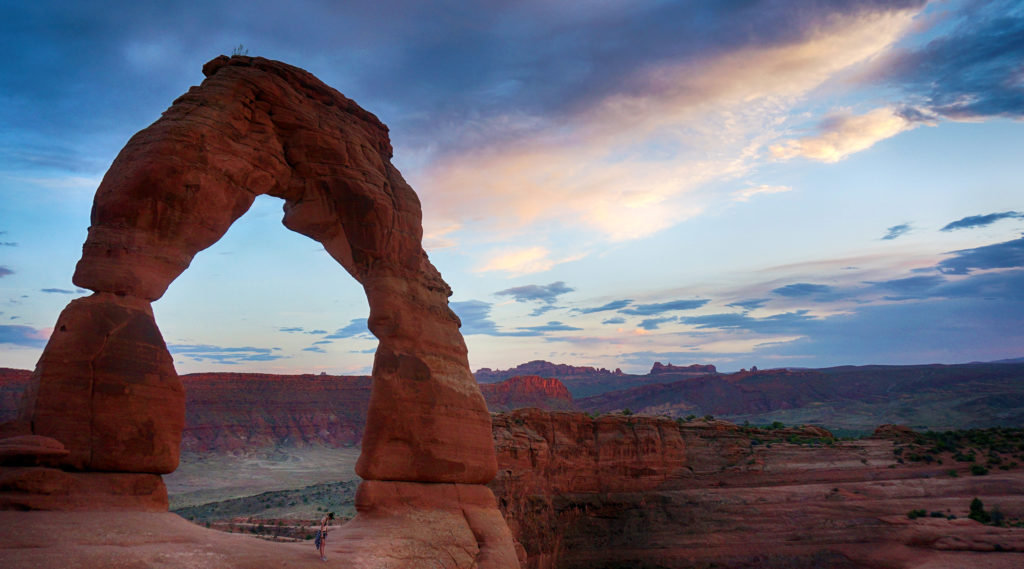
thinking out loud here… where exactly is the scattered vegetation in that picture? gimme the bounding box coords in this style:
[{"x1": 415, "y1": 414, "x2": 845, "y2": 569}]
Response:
[
  {"x1": 231, "y1": 44, "x2": 249, "y2": 56},
  {"x1": 890, "y1": 427, "x2": 1024, "y2": 474},
  {"x1": 172, "y1": 480, "x2": 358, "y2": 527}
]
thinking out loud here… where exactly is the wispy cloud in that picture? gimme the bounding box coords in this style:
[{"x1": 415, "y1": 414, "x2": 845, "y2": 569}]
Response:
[
  {"x1": 771, "y1": 283, "x2": 835, "y2": 298},
  {"x1": 40, "y1": 288, "x2": 77, "y2": 294},
  {"x1": 620, "y1": 299, "x2": 710, "y2": 316},
  {"x1": 515, "y1": 321, "x2": 583, "y2": 334},
  {"x1": 0, "y1": 266, "x2": 13, "y2": 278},
  {"x1": 941, "y1": 211, "x2": 1024, "y2": 232},
  {"x1": 881, "y1": 223, "x2": 912, "y2": 240},
  {"x1": 168, "y1": 344, "x2": 286, "y2": 365},
  {"x1": 495, "y1": 281, "x2": 574, "y2": 304},
  {"x1": 726, "y1": 298, "x2": 769, "y2": 311},
  {"x1": 639, "y1": 316, "x2": 677, "y2": 330},
  {"x1": 0, "y1": 324, "x2": 49, "y2": 348},
  {"x1": 577, "y1": 299, "x2": 633, "y2": 314},
  {"x1": 771, "y1": 107, "x2": 926, "y2": 163},
  {"x1": 732, "y1": 184, "x2": 792, "y2": 202},
  {"x1": 450, "y1": 300, "x2": 535, "y2": 337},
  {"x1": 324, "y1": 318, "x2": 372, "y2": 340},
  {"x1": 936, "y1": 236, "x2": 1024, "y2": 275},
  {"x1": 475, "y1": 247, "x2": 560, "y2": 275}
]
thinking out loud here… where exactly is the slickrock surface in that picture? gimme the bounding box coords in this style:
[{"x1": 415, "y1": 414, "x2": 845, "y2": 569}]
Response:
[
  {"x1": 490, "y1": 409, "x2": 1024, "y2": 569},
  {"x1": 1, "y1": 55, "x2": 518, "y2": 567}
]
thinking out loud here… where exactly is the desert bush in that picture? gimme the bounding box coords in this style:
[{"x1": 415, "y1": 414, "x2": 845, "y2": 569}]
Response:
[{"x1": 969, "y1": 498, "x2": 991, "y2": 523}]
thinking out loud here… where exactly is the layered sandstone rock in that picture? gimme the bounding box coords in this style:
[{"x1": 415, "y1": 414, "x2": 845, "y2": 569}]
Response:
[
  {"x1": 3, "y1": 55, "x2": 516, "y2": 567},
  {"x1": 19, "y1": 293, "x2": 183, "y2": 473},
  {"x1": 489, "y1": 409, "x2": 1024, "y2": 569}
]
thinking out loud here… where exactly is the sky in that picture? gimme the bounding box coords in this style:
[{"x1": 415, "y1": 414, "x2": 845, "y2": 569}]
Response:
[{"x1": 1, "y1": 0, "x2": 1022, "y2": 376}]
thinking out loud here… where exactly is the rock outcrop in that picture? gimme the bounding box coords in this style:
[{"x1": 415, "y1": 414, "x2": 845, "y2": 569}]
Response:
[
  {"x1": 649, "y1": 361, "x2": 717, "y2": 375},
  {"x1": 479, "y1": 376, "x2": 576, "y2": 412},
  {"x1": 489, "y1": 409, "x2": 1024, "y2": 569},
  {"x1": 476, "y1": 360, "x2": 622, "y2": 383},
  {"x1": 2, "y1": 55, "x2": 517, "y2": 567}
]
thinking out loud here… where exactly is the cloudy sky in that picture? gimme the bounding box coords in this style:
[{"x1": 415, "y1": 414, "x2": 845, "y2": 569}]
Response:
[{"x1": 1, "y1": 0, "x2": 1022, "y2": 375}]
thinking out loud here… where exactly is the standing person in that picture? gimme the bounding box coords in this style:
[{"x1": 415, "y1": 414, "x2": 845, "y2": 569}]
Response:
[{"x1": 318, "y1": 512, "x2": 334, "y2": 561}]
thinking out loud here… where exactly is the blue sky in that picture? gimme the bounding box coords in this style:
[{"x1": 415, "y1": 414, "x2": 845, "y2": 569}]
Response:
[{"x1": 1, "y1": 0, "x2": 1022, "y2": 375}]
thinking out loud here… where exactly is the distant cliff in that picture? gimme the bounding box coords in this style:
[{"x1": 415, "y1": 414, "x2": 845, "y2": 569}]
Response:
[
  {"x1": 479, "y1": 375, "x2": 575, "y2": 412},
  {"x1": 475, "y1": 359, "x2": 718, "y2": 398},
  {"x1": 649, "y1": 361, "x2": 717, "y2": 375},
  {"x1": 475, "y1": 360, "x2": 623, "y2": 383},
  {"x1": 180, "y1": 372, "x2": 372, "y2": 452}
]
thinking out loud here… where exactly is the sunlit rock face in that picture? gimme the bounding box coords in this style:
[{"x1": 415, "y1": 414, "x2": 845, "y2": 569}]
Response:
[{"x1": 4, "y1": 55, "x2": 517, "y2": 568}]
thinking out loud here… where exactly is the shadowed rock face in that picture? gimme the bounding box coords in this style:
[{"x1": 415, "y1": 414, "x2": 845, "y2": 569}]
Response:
[{"x1": 5, "y1": 55, "x2": 516, "y2": 567}]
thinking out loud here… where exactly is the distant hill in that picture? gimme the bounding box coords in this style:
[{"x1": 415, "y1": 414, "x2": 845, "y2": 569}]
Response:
[
  {"x1": 475, "y1": 359, "x2": 717, "y2": 397},
  {"x1": 577, "y1": 362, "x2": 1024, "y2": 434}
]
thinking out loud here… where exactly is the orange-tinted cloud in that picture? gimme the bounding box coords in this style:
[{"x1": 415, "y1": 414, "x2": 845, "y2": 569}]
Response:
[{"x1": 416, "y1": 6, "x2": 922, "y2": 248}]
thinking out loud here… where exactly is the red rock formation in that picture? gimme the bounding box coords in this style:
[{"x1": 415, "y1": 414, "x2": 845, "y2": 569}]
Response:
[
  {"x1": 479, "y1": 376, "x2": 576, "y2": 412},
  {"x1": 476, "y1": 360, "x2": 622, "y2": 383},
  {"x1": 489, "y1": 409, "x2": 1024, "y2": 569},
  {"x1": 3, "y1": 55, "x2": 517, "y2": 567},
  {"x1": 19, "y1": 293, "x2": 184, "y2": 473},
  {"x1": 649, "y1": 361, "x2": 717, "y2": 375}
]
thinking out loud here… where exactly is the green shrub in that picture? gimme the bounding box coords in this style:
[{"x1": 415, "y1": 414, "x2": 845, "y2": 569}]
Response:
[
  {"x1": 970, "y1": 464, "x2": 989, "y2": 476},
  {"x1": 906, "y1": 509, "x2": 927, "y2": 520},
  {"x1": 969, "y1": 498, "x2": 991, "y2": 523}
]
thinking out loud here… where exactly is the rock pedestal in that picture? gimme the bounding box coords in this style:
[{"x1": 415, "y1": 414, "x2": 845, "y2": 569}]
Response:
[{"x1": 2, "y1": 55, "x2": 518, "y2": 567}]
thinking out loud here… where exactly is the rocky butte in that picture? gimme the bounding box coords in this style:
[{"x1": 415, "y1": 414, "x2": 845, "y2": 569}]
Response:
[{"x1": 0, "y1": 55, "x2": 519, "y2": 568}]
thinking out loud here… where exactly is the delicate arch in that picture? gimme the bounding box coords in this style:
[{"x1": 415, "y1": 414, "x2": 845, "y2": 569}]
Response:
[{"x1": 20, "y1": 56, "x2": 496, "y2": 484}]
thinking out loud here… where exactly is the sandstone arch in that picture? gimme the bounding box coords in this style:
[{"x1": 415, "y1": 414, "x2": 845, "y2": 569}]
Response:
[{"x1": 10, "y1": 56, "x2": 518, "y2": 567}]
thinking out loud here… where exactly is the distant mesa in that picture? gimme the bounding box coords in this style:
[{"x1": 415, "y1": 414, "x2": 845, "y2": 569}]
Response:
[
  {"x1": 649, "y1": 361, "x2": 718, "y2": 375},
  {"x1": 476, "y1": 360, "x2": 623, "y2": 383}
]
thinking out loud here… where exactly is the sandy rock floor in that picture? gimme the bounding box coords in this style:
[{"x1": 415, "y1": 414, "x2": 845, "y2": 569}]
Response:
[{"x1": 0, "y1": 511, "x2": 335, "y2": 569}]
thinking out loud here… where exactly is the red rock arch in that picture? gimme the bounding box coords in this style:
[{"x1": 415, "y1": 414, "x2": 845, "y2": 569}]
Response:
[
  {"x1": 21, "y1": 56, "x2": 495, "y2": 484},
  {"x1": 10, "y1": 56, "x2": 519, "y2": 568}
]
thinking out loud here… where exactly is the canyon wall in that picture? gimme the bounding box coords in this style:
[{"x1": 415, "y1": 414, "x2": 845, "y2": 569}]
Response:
[{"x1": 489, "y1": 409, "x2": 1024, "y2": 569}]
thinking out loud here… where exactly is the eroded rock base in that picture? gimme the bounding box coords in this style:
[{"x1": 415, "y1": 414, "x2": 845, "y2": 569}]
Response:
[
  {"x1": 0, "y1": 467, "x2": 167, "y2": 512},
  {"x1": 332, "y1": 480, "x2": 523, "y2": 569}
]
